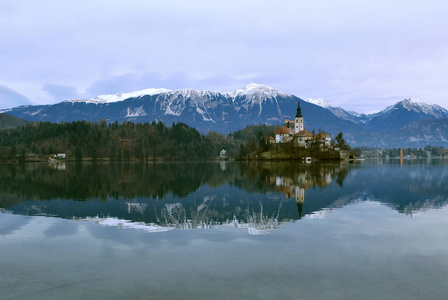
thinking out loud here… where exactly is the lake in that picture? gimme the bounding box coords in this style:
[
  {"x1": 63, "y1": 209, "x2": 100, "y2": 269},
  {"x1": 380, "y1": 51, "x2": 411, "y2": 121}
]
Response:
[{"x1": 1, "y1": 160, "x2": 448, "y2": 299}]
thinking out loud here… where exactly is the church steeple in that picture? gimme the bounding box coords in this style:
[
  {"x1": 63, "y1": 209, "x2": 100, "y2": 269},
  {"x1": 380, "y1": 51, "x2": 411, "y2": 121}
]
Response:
[
  {"x1": 296, "y1": 101, "x2": 302, "y2": 118},
  {"x1": 294, "y1": 100, "x2": 304, "y2": 134}
]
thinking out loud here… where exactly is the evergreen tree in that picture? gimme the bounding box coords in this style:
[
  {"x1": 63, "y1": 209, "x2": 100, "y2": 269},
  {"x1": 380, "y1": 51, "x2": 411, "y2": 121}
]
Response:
[
  {"x1": 335, "y1": 132, "x2": 348, "y2": 150},
  {"x1": 75, "y1": 146, "x2": 82, "y2": 161},
  {"x1": 10, "y1": 145, "x2": 17, "y2": 160}
]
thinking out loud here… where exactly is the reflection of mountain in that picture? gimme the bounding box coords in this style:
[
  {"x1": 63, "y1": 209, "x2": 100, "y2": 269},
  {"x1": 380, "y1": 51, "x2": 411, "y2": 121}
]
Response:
[
  {"x1": 0, "y1": 162, "x2": 349, "y2": 233},
  {"x1": 1, "y1": 161, "x2": 447, "y2": 234},
  {"x1": 77, "y1": 207, "x2": 289, "y2": 235},
  {"x1": 0, "y1": 162, "x2": 346, "y2": 206}
]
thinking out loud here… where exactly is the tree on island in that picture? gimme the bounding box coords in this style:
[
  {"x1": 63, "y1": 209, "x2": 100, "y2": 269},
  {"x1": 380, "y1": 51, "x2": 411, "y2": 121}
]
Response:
[{"x1": 335, "y1": 132, "x2": 348, "y2": 150}]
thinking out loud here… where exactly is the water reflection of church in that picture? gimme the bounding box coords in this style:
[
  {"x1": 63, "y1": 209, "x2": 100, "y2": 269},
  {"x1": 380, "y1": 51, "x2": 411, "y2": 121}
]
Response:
[
  {"x1": 77, "y1": 166, "x2": 341, "y2": 234},
  {"x1": 272, "y1": 168, "x2": 333, "y2": 218}
]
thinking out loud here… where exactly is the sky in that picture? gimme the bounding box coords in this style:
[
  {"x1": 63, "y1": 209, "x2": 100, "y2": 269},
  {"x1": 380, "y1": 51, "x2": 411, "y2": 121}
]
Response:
[{"x1": 1, "y1": 0, "x2": 448, "y2": 113}]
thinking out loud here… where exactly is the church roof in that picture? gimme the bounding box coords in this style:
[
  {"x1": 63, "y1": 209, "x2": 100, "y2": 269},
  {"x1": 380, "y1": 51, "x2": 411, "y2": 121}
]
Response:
[
  {"x1": 296, "y1": 101, "x2": 302, "y2": 118},
  {"x1": 276, "y1": 126, "x2": 294, "y2": 135},
  {"x1": 296, "y1": 130, "x2": 313, "y2": 137}
]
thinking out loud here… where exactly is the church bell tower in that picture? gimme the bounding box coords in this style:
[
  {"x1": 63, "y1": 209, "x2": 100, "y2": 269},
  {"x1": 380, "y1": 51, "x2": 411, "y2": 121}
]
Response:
[{"x1": 294, "y1": 100, "x2": 304, "y2": 134}]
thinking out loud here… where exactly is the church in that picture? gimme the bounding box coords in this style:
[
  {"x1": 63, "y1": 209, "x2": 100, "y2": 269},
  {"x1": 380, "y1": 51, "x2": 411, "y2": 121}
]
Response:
[{"x1": 273, "y1": 100, "x2": 330, "y2": 148}]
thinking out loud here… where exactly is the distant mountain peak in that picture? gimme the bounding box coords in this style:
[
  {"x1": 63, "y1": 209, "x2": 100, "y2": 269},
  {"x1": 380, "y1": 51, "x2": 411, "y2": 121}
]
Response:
[
  {"x1": 69, "y1": 88, "x2": 172, "y2": 104},
  {"x1": 230, "y1": 83, "x2": 288, "y2": 98},
  {"x1": 91, "y1": 88, "x2": 172, "y2": 103},
  {"x1": 5, "y1": 84, "x2": 448, "y2": 148},
  {"x1": 397, "y1": 98, "x2": 433, "y2": 107},
  {"x1": 304, "y1": 98, "x2": 335, "y2": 109},
  {"x1": 67, "y1": 84, "x2": 290, "y2": 105},
  {"x1": 385, "y1": 98, "x2": 448, "y2": 116}
]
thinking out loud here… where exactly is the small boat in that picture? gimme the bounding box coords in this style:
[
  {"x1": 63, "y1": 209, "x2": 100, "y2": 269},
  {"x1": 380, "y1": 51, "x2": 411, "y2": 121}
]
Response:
[{"x1": 305, "y1": 157, "x2": 312, "y2": 163}]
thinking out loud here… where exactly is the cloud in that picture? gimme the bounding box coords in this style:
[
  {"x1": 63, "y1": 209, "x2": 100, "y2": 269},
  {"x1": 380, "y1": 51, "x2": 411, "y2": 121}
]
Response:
[
  {"x1": 0, "y1": 85, "x2": 33, "y2": 110},
  {"x1": 43, "y1": 83, "x2": 79, "y2": 101},
  {"x1": 1, "y1": 0, "x2": 448, "y2": 113},
  {"x1": 85, "y1": 73, "x2": 195, "y2": 96},
  {"x1": 84, "y1": 72, "x2": 290, "y2": 97}
]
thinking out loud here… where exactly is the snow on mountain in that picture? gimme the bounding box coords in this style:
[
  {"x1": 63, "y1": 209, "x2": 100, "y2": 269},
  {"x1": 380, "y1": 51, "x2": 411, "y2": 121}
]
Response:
[
  {"x1": 74, "y1": 84, "x2": 290, "y2": 120},
  {"x1": 93, "y1": 88, "x2": 172, "y2": 103},
  {"x1": 304, "y1": 98, "x2": 335, "y2": 108},
  {"x1": 70, "y1": 88, "x2": 172, "y2": 104},
  {"x1": 372, "y1": 98, "x2": 448, "y2": 121},
  {"x1": 228, "y1": 84, "x2": 289, "y2": 118},
  {"x1": 5, "y1": 83, "x2": 448, "y2": 147},
  {"x1": 303, "y1": 96, "x2": 448, "y2": 130},
  {"x1": 125, "y1": 106, "x2": 147, "y2": 118},
  {"x1": 362, "y1": 98, "x2": 448, "y2": 132},
  {"x1": 395, "y1": 98, "x2": 448, "y2": 117},
  {"x1": 69, "y1": 84, "x2": 288, "y2": 105},
  {"x1": 347, "y1": 111, "x2": 365, "y2": 118},
  {"x1": 304, "y1": 98, "x2": 365, "y2": 123},
  {"x1": 172, "y1": 88, "x2": 224, "y2": 99},
  {"x1": 231, "y1": 83, "x2": 287, "y2": 99},
  {"x1": 164, "y1": 104, "x2": 182, "y2": 117}
]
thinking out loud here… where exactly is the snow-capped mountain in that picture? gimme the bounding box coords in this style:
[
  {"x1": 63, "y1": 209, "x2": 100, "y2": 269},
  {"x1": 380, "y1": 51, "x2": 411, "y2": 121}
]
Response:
[
  {"x1": 363, "y1": 98, "x2": 448, "y2": 131},
  {"x1": 305, "y1": 97, "x2": 448, "y2": 132},
  {"x1": 2, "y1": 84, "x2": 359, "y2": 136},
  {"x1": 75, "y1": 83, "x2": 286, "y2": 106},
  {"x1": 304, "y1": 98, "x2": 363, "y2": 123},
  {"x1": 2, "y1": 85, "x2": 448, "y2": 147},
  {"x1": 396, "y1": 98, "x2": 448, "y2": 117},
  {"x1": 304, "y1": 98, "x2": 334, "y2": 109},
  {"x1": 231, "y1": 83, "x2": 288, "y2": 99},
  {"x1": 65, "y1": 84, "x2": 288, "y2": 122},
  {"x1": 77, "y1": 88, "x2": 172, "y2": 104}
]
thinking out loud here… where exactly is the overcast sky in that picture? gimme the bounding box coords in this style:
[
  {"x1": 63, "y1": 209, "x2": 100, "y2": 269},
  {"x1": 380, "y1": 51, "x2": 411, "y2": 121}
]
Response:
[{"x1": 1, "y1": 0, "x2": 447, "y2": 113}]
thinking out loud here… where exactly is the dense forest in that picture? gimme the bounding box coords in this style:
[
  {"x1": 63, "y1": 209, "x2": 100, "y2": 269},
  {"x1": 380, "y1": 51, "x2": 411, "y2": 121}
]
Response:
[
  {"x1": 0, "y1": 120, "x2": 280, "y2": 162},
  {"x1": 0, "y1": 120, "x2": 213, "y2": 161},
  {"x1": 1, "y1": 118, "x2": 443, "y2": 162}
]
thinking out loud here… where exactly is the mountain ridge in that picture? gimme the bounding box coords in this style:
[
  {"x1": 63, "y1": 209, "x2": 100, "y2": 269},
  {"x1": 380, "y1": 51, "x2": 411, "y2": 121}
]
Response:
[
  {"x1": 0, "y1": 113, "x2": 28, "y2": 130},
  {"x1": 2, "y1": 84, "x2": 448, "y2": 148}
]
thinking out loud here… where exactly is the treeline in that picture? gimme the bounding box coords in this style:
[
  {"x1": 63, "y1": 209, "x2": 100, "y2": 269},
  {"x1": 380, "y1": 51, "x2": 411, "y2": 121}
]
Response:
[
  {"x1": 0, "y1": 120, "x2": 216, "y2": 161},
  {"x1": 359, "y1": 145, "x2": 447, "y2": 158},
  {"x1": 209, "y1": 124, "x2": 281, "y2": 159},
  {"x1": 0, "y1": 119, "x2": 353, "y2": 161},
  {"x1": 0, "y1": 120, "x2": 282, "y2": 162}
]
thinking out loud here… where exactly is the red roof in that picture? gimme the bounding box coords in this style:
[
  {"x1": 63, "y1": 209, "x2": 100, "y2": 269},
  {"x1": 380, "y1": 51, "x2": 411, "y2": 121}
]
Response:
[
  {"x1": 297, "y1": 130, "x2": 313, "y2": 137},
  {"x1": 276, "y1": 127, "x2": 294, "y2": 135}
]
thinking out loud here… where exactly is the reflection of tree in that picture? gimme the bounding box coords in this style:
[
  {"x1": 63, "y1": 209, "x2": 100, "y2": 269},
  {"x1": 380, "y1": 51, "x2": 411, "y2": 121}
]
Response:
[
  {"x1": 0, "y1": 162, "x2": 352, "y2": 233},
  {"x1": 3, "y1": 161, "x2": 447, "y2": 233},
  {"x1": 253, "y1": 162, "x2": 350, "y2": 219},
  {"x1": 0, "y1": 163, "x2": 229, "y2": 203},
  {"x1": 0, "y1": 162, "x2": 350, "y2": 212},
  {"x1": 233, "y1": 162, "x2": 350, "y2": 194}
]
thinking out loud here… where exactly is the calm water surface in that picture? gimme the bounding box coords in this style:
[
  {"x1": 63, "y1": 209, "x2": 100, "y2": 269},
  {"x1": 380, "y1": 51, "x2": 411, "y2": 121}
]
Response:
[{"x1": 1, "y1": 160, "x2": 447, "y2": 299}]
